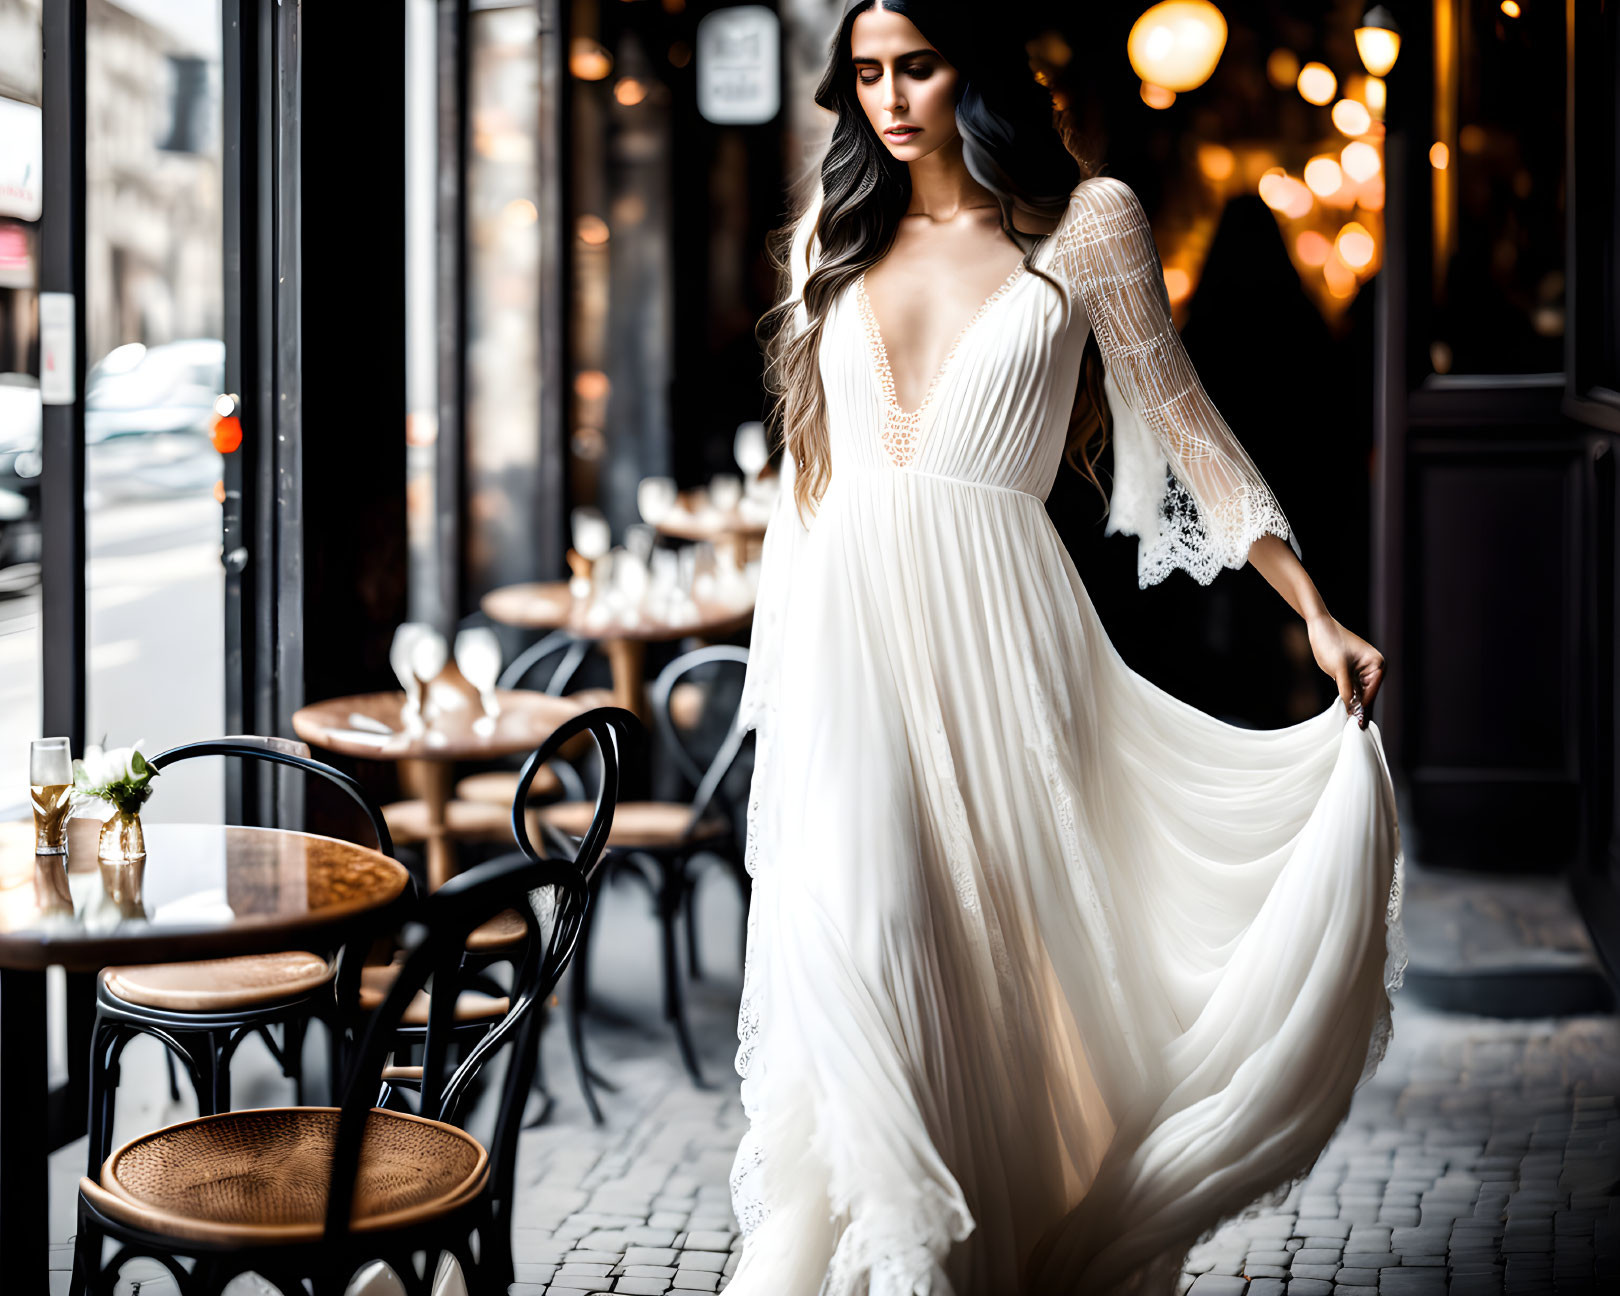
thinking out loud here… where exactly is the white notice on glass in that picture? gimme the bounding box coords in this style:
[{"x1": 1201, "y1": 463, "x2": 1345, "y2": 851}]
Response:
[
  {"x1": 39, "y1": 291, "x2": 75, "y2": 405},
  {"x1": 696, "y1": 6, "x2": 780, "y2": 126}
]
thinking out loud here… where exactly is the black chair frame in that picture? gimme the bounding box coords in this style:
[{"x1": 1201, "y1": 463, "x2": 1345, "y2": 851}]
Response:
[
  {"x1": 71, "y1": 707, "x2": 638, "y2": 1296},
  {"x1": 555, "y1": 646, "x2": 751, "y2": 1120}
]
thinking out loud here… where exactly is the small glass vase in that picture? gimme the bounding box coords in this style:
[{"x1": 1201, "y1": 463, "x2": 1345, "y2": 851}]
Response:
[{"x1": 98, "y1": 809, "x2": 146, "y2": 868}]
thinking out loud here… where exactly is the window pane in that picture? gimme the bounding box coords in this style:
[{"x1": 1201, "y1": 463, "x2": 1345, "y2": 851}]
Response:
[
  {"x1": 0, "y1": 2, "x2": 42, "y2": 819},
  {"x1": 85, "y1": 0, "x2": 224, "y2": 821},
  {"x1": 1429, "y1": 0, "x2": 1566, "y2": 376}
]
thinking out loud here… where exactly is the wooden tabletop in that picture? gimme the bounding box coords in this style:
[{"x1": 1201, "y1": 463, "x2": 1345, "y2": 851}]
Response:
[
  {"x1": 481, "y1": 580, "x2": 755, "y2": 642},
  {"x1": 290, "y1": 687, "x2": 589, "y2": 762},
  {"x1": 0, "y1": 818, "x2": 410, "y2": 972}
]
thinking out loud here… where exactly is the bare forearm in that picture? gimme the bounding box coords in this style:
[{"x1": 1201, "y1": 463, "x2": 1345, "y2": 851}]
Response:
[{"x1": 1247, "y1": 533, "x2": 1329, "y2": 624}]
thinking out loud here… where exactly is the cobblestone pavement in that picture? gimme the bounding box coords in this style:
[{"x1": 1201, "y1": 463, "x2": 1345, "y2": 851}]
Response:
[{"x1": 47, "y1": 867, "x2": 1620, "y2": 1295}]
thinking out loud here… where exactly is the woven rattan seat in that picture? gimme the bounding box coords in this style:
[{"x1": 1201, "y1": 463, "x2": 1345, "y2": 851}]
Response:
[
  {"x1": 537, "y1": 799, "x2": 728, "y2": 849},
  {"x1": 358, "y1": 964, "x2": 508, "y2": 1024},
  {"x1": 101, "y1": 952, "x2": 333, "y2": 1014},
  {"x1": 455, "y1": 766, "x2": 561, "y2": 806},
  {"x1": 466, "y1": 907, "x2": 528, "y2": 951},
  {"x1": 382, "y1": 797, "x2": 539, "y2": 846},
  {"x1": 80, "y1": 1107, "x2": 487, "y2": 1245}
]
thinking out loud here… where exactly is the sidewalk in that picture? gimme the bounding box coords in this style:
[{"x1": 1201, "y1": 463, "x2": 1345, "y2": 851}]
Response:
[{"x1": 45, "y1": 858, "x2": 1620, "y2": 1294}]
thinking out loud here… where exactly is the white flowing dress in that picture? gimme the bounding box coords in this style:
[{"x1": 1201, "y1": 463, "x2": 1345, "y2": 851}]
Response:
[{"x1": 724, "y1": 174, "x2": 1407, "y2": 1296}]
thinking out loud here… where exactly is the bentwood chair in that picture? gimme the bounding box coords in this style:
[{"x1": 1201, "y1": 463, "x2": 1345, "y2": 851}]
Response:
[
  {"x1": 85, "y1": 738, "x2": 399, "y2": 1180},
  {"x1": 71, "y1": 707, "x2": 633, "y2": 1296},
  {"x1": 538, "y1": 645, "x2": 751, "y2": 1118}
]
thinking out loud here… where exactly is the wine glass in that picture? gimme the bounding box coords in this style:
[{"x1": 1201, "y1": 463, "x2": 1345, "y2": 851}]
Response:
[
  {"x1": 411, "y1": 629, "x2": 450, "y2": 723},
  {"x1": 734, "y1": 421, "x2": 768, "y2": 478},
  {"x1": 709, "y1": 473, "x2": 742, "y2": 514},
  {"x1": 30, "y1": 736, "x2": 73, "y2": 856},
  {"x1": 625, "y1": 522, "x2": 656, "y2": 565},
  {"x1": 570, "y1": 506, "x2": 612, "y2": 561},
  {"x1": 636, "y1": 476, "x2": 678, "y2": 526},
  {"x1": 390, "y1": 623, "x2": 431, "y2": 734},
  {"x1": 454, "y1": 627, "x2": 504, "y2": 721}
]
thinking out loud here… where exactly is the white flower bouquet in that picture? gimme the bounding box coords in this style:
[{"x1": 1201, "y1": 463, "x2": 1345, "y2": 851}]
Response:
[{"x1": 73, "y1": 740, "x2": 160, "y2": 817}]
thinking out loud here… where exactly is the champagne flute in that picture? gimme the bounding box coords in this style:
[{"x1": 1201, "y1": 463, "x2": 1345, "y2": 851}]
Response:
[
  {"x1": 30, "y1": 737, "x2": 73, "y2": 856},
  {"x1": 734, "y1": 421, "x2": 768, "y2": 479},
  {"x1": 570, "y1": 506, "x2": 612, "y2": 561},
  {"x1": 411, "y1": 629, "x2": 451, "y2": 723}
]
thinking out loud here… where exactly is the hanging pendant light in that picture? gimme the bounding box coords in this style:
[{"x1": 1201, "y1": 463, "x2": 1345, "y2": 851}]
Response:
[
  {"x1": 1355, "y1": 5, "x2": 1402, "y2": 77},
  {"x1": 1127, "y1": 1, "x2": 1228, "y2": 94}
]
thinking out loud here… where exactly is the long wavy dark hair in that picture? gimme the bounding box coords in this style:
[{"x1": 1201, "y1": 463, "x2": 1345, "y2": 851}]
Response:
[{"x1": 761, "y1": 0, "x2": 1112, "y2": 522}]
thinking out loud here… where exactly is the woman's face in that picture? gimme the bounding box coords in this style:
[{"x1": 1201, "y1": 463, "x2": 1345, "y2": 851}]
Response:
[{"x1": 849, "y1": 5, "x2": 959, "y2": 163}]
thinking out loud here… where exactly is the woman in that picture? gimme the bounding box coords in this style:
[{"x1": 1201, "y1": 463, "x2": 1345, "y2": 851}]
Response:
[{"x1": 727, "y1": 3, "x2": 1406, "y2": 1293}]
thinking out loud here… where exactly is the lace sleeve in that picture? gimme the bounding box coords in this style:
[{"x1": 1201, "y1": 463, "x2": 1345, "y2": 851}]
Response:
[{"x1": 1051, "y1": 175, "x2": 1300, "y2": 588}]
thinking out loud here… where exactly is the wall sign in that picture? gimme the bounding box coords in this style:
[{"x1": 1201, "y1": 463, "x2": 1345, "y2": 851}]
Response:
[{"x1": 696, "y1": 6, "x2": 780, "y2": 126}]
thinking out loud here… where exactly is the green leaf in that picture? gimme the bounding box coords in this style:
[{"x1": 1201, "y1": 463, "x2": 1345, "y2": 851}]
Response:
[{"x1": 131, "y1": 750, "x2": 147, "y2": 778}]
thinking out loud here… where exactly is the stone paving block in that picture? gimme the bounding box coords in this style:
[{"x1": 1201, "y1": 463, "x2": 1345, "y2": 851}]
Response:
[
  {"x1": 1185, "y1": 1276, "x2": 1246, "y2": 1295},
  {"x1": 672, "y1": 1274, "x2": 722, "y2": 1292},
  {"x1": 614, "y1": 1279, "x2": 673, "y2": 1295}
]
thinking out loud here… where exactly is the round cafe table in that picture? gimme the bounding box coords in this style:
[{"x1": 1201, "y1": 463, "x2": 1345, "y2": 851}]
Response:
[
  {"x1": 480, "y1": 581, "x2": 755, "y2": 723},
  {"x1": 291, "y1": 687, "x2": 590, "y2": 890},
  {"x1": 0, "y1": 815, "x2": 410, "y2": 1292},
  {"x1": 653, "y1": 488, "x2": 769, "y2": 564}
]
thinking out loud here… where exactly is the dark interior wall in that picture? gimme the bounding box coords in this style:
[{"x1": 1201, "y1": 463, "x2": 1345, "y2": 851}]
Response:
[{"x1": 295, "y1": 2, "x2": 408, "y2": 711}]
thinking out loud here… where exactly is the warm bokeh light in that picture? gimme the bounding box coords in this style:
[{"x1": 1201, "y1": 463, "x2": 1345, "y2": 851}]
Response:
[
  {"x1": 1297, "y1": 62, "x2": 1337, "y2": 106},
  {"x1": 1294, "y1": 230, "x2": 1332, "y2": 267},
  {"x1": 569, "y1": 38, "x2": 612, "y2": 81},
  {"x1": 1335, "y1": 221, "x2": 1377, "y2": 271},
  {"x1": 1140, "y1": 81, "x2": 1177, "y2": 110},
  {"x1": 1365, "y1": 76, "x2": 1387, "y2": 117},
  {"x1": 1266, "y1": 48, "x2": 1300, "y2": 90},
  {"x1": 1341, "y1": 140, "x2": 1382, "y2": 183},
  {"x1": 1331, "y1": 98, "x2": 1372, "y2": 136},
  {"x1": 1430, "y1": 141, "x2": 1450, "y2": 169},
  {"x1": 504, "y1": 198, "x2": 538, "y2": 226},
  {"x1": 1303, "y1": 155, "x2": 1344, "y2": 198},
  {"x1": 668, "y1": 42, "x2": 692, "y2": 69},
  {"x1": 1359, "y1": 174, "x2": 1386, "y2": 211},
  {"x1": 1459, "y1": 123, "x2": 1487, "y2": 154},
  {"x1": 1126, "y1": 1, "x2": 1228, "y2": 92},
  {"x1": 1500, "y1": 1, "x2": 1521, "y2": 18},
  {"x1": 1259, "y1": 169, "x2": 1314, "y2": 219},
  {"x1": 1163, "y1": 266, "x2": 1192, "y2": 305},
  {"x1": 577, "y1": 214, "x2": 610, "y2": 246},
  {"x1": 614, "y1": 77, "x2": 647, "y2": 106},
  {"x1": 575, "y1": 370, "x2": 610, "y2": 402},
  {"x1": 1197, "y1": 142, "x2": 1236, "y2": 182},
  {"x1": 1323, "y1": 256, "x2": 1358, "y2": 297}
]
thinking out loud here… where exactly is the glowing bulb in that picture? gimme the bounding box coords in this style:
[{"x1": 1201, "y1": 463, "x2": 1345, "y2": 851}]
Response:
[
  {"x1": 1331, "y1": 99, "x2": 1372, "y2": 136},
  {"x1": 1297, "y1": 62, "x2": 1337, "y2": 106},
  {"x1": 1500, "y1": 1, "x2": 1520, "y2": 18},
  {"x1": 1127, "y1": 2, "x2": 1228, "y2": 93},
  {"x1": 1355, "y1": 6, "x2": 1402, "y2": 77},
  {"x1": 1335, "y1": 221, "x2": 1376, "y2": 270},
  {"x1": 575, "y1": 370, "x2": 610, "y2": 402},
  {"x1": 1429, "y1": 141, "x2": 1450, "y2": 169},
  {"x1": 1304, "y1": 155, "x2": 1344, "y2": 197},
  {"x1": 614, "y1": 77, "x2": 647, "y2": 106},
  {"x1": 1340, "y1": 140, "x2": 1382, "y2": 182},
  {"x1": 577, "y1": 214, "x2": 610, "y2": 246}
]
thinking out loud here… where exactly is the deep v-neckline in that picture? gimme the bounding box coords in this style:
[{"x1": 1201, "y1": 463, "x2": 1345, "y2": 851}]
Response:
[{"x1": 856, "y1": 260, "x2": 1028, "y2": 420}]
